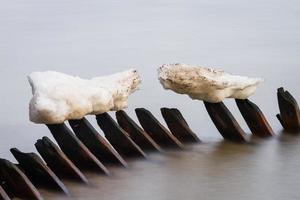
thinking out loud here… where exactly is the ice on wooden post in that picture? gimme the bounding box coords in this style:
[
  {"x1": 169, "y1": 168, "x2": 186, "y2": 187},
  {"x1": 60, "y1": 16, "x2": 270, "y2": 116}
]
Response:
[
  {"x1": 158, "y1": 63, "x2": 263, "y2": 103},
  {"x1": 28, "y1": 69, "x2": 141, "y2": 124},
  {"x1": 158, "y1": 63, "x2": 265, "y2": 141}
]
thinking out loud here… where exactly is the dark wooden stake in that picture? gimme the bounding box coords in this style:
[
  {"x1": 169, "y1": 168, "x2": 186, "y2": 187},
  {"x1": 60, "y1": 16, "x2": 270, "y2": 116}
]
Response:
[
  {"x1": 161, "y1": 108, "x2": 201, "y2": 143},
  {"x1": 0, "y1": 158, "x2": 43, "y2": 200},
  {"x1": 204, "y1": 101, "x2": 246, "y2": 142},
  {"x1": 277, "y1": 87, "x2": 300, "y2": 131},
  {"x1": 35, "y1": 137, "x2": 88, "y2": 183},
  {"x1": 69, "y1": 118, "x2": 127, "y2": 167},
  {"x1": 96, "y1": 113, "x2": 147, "y2": 158},
  {"x1": 135, "y1": 108, "x2": 184, "y2": 148},
  {"x1": 116, "y1": 110, "x2": 161, "y2": 151},
  {"x1": 0, "y1": 186, "x2": 10, "y2": 200},
  {"x1": 236, "y1": 99, "x2": 274, "y2": 137},
  {"x1": 10, "y1": 148, "x2": 69, "y2": 194},
  {"x1": 46, "y1": 123, "x2": 110, "y2": 175}
]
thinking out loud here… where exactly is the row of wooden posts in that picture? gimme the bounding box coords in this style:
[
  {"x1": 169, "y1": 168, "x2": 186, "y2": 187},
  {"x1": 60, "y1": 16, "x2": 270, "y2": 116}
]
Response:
[{"x1": 0, "y1": 87, "x2": 299, "y2": 200}]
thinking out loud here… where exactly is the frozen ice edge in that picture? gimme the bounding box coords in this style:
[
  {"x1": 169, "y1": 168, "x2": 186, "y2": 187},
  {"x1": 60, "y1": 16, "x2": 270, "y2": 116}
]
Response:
[
  {"x1": 158, "y1": 63, "x2": 263, "y2": 103},
  {"x1": 28, "y1": 69, "x2": 141, "y2": 124}
]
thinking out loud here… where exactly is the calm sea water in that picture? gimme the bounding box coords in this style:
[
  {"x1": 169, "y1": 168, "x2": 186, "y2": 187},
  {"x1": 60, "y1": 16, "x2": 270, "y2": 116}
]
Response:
[{"x1": 0, "y1": 0, "x2": 299, "y2": 199}]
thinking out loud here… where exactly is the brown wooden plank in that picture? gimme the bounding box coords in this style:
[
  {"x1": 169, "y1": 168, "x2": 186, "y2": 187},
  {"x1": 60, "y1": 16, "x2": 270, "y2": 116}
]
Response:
[
  {"x1": 96, "y1": 113, "x2": 147, "y2": 158},
  {"x1": 0, "y1": 185, "x2": 10, "y2": 200},
  {"x1": 35, "y1": 136, "x2": 88, "y2": 183},
  {"x1": 135, "y1": 108, "x2": 184, "y2": 148},
  {"x1": 277, "y1": 87, "x2": 300, "y2": 131},
  {"x1": 0, "y1": 158, "x2": 43, "y2": 200},
  {"x1": 236, "y1": 99, "x2": 274, "y2": 137},
  {"x1": 204, "y1": 101, "x2": 246, "y2": 142},
  {"x1": 46, "y1": 123, "x2": 110, "y2": 174},
  {"x1": 161, "y1": 108, "x2": 200, "y2": 143},
  {"x1": 116, "y1": 110, "x2": 161, "y2": 151},
  {"x1": 10, "y1": 148, "x2": 69, "y2": 194},
  {"x1": 69, "y1": 118, "x2": 127, "y2": 167}
]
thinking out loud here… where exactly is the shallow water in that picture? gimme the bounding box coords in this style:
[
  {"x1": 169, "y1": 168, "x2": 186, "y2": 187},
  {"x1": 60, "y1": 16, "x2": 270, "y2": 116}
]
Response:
[
  {"x1": 0, "y1": 0, "x2": 300, "y2": 199},
  {"x1": 32, "y1": 134, "x2": 300, "y2": 200}
]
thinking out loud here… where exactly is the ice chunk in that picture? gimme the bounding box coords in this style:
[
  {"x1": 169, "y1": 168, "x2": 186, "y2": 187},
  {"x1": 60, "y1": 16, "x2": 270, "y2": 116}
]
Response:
[
  {"x1": 28, "y1": 69, "x2": 140, "y2": 124},
  {"x1": 158, "y1": 63, "x2": 263, "y2": 103}
]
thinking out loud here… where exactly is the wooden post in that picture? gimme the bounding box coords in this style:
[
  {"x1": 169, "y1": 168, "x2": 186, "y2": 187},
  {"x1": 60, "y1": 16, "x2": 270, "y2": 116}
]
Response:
[
  {"x1": 277, "y1": 87, "x2": 300, "y2": 131},
  {"x1": 236, "y1": 99, "x2": 274, "y2": 137},
  {"x1": 135, "y1": 108, "x2": 184, "y2": 148},
  {"x1": 0, "y1": 159, "x2": 43, "y2": 200},
  {"x1": 116, "y1": 110, "x2": 161, "y2": 151},
  {"x1": 10, "y1": 148, "x2": 69, "y2": 194},
  {"x1": 161, "y1": 108, "x2": 200, "y2": 143},
  {"x1": 69, "y1": 118, "x2": 127, "y2": 167},
  {"x1": 0, "y1": 185, "x2": 10, "y2": 200},
  {"x1": 35, "y1": 137, "x2": 88, "y2": 183},
  {"x1": 96, "y1": 113, "x2": 147, "y2": 158},
  {"x1": 204, "y1": 101, "x2": 246, "y2": 142},
  {"x1": 46, "y1": 123, "x2": 110, "y2": 174}
]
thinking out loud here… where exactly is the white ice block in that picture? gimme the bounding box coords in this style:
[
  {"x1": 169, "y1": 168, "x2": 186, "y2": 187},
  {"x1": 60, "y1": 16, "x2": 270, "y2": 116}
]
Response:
[
  {"x1": 158, "y1": 63, "x2": 263, "y2": 103},
  {"x1": 28, "y1": 69, "x2": 141, "y2": 124}
]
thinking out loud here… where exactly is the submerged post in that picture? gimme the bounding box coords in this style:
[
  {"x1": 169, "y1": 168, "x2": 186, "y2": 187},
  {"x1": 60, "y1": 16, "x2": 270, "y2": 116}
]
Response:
[
  {"x1": 116, "y1": 110, "x2": 161, "y2": 151},
  {"x1": 161, "y1": 108, "x2": 200, "y2": 143},
  {"x1": 277, "y1": 87, "x2": 300, "y2": 131},
  {"x1": 236, "y1": 99, "x2": 274, "y2": 137},
  {"x1": 135, "y1": 108, "x2": 184, "y2": 148},
  {"x1": 46, "y1": 123, "x2": 110, "y2": 174},
  {"x1": 35, "y1": 136, "x2": 88, "y2": 183},
  {"x1": 10, "y1": 148, "x2": 69, "y2": 194},
  {"x1": 96, "y1": 112, "x2": 147, "y2": 158},
  {"x1": 0, "y1": 186, "x2": 10, "y2": 200},
  {"x1": 69, "y1": 118, "x2": 127, "y2": 166},
  {"x1": 204, "y1": 101, "x2": 246, "y2": 142},
  {"x1": 0, "y1": 159, "x2": 43, "y2": 200}
]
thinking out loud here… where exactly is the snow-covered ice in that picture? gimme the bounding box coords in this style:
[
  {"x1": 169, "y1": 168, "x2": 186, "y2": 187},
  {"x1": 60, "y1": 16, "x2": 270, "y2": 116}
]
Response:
[
  {"x1": 28, "y1": 69, "x2": 141, "y2": 124},
  {"x1": 158, "y1": 63, "x2": 263, "y2": 103}
]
